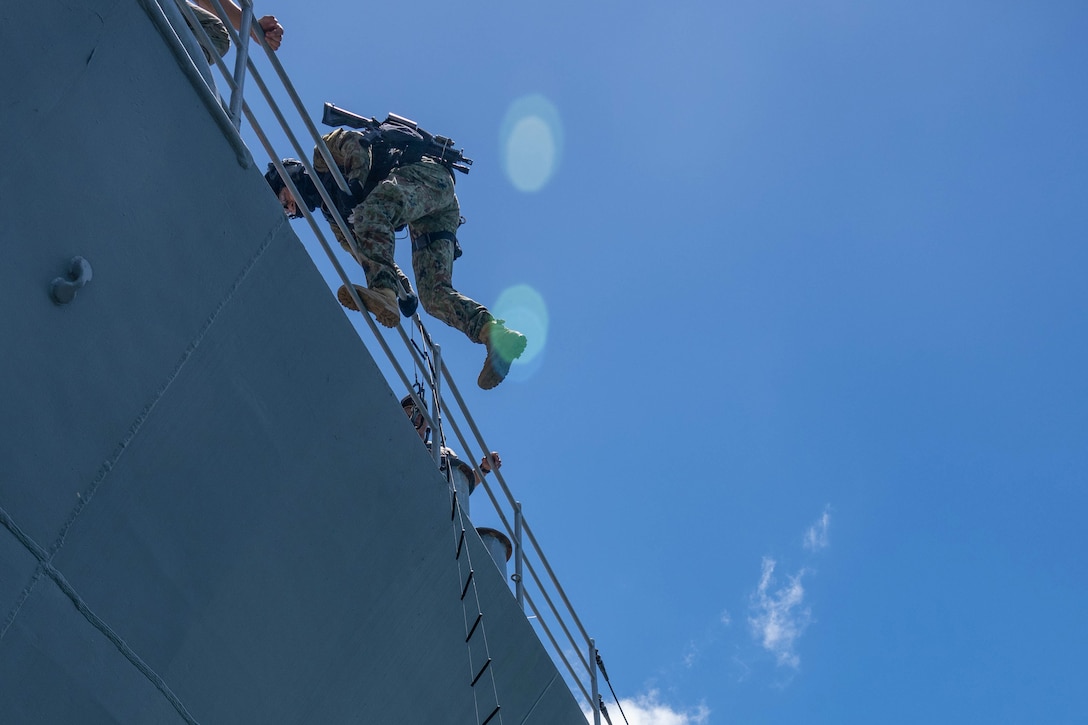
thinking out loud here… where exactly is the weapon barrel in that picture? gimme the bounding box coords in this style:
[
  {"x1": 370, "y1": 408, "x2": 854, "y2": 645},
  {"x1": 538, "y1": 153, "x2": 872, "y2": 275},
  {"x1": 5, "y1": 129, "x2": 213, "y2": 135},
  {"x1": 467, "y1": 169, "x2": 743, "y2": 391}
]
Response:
[
  {"x1": 322, "y1": 102, "x2": 376, "y2": 129},
  {"x1": 323, "y1": 102, "x2": 473, "y2": 173}
]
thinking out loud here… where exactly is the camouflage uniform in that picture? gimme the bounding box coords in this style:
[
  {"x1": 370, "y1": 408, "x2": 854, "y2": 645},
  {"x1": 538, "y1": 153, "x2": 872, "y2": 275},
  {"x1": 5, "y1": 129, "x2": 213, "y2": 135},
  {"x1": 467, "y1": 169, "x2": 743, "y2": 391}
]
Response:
[
  {"x1": 183, "y1": 2, "x2": 231, "y2": 61},
  {"x1": 314, "y1": 129, "x2": 494, "y2": 344}
]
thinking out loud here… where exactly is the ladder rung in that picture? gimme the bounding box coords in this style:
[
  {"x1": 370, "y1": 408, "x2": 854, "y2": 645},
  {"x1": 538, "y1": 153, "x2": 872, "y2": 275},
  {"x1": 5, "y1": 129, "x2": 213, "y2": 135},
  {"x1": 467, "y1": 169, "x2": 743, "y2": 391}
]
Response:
[
  {"x1": 470, "y1": 657, "x2": 492, "y2": 687},
  {"x1": 456, "y1": 528, "x2": 466, "y2": 559},
  {"x1": 466, "y1": 612, "x2": 482, "y2": 642}
]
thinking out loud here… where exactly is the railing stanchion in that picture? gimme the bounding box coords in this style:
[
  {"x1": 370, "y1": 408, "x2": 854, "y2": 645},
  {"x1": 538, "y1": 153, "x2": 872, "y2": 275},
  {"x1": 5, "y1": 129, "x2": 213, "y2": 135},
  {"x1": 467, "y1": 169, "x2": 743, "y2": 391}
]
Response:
[
  {"x1": 227, "y1": 0, "x2": 253, "y2": 128},
  {"x1": 590, "y1": 638, "x2": 600, "y2": 725},
  {"x1": 514, "y1": 502, "x2": 525, "y2": 609},
  {"x1": 431, "y1": 344, "x2": 443, "y2": 468}
]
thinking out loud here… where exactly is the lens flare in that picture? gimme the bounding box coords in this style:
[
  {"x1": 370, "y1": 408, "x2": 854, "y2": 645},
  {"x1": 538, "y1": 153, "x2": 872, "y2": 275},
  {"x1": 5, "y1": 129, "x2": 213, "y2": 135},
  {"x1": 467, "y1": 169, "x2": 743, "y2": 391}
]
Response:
[
  {"x1": 492, "y1": 284, "x2": 548, "y2": 382},
  {"x1": 500, "y1": 94, "x2": 563, "y2": 193}
]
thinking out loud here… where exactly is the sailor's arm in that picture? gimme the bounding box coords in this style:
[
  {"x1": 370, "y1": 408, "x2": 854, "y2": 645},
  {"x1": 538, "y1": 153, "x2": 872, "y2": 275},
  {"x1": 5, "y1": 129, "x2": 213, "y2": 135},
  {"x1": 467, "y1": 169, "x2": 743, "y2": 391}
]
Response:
[
  {"x1": 323, "y1": 210, "x2": 353, "y2": 251},
  {"x1": 192, "y1": 0, "x2": 284, "y2": 50},
  {"x1": 476, "y1": 452, "x2": 502, "y2": 483}
]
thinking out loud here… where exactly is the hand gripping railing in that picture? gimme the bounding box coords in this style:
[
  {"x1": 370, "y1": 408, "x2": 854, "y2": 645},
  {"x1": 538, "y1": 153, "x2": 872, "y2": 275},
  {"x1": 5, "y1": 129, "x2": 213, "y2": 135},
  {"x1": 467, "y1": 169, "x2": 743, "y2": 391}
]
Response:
[{"x1": 145, "y1": 5, "x2": 621, "y2": 721}]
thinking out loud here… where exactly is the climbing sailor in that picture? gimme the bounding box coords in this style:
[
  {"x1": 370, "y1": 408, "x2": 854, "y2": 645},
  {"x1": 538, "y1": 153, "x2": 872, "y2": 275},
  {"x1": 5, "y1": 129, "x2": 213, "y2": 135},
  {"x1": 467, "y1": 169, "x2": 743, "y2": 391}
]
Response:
[
  {"x1": 400, "y1": 393, "x2": 501, "y2": 514},
  {"x1": 265, "y1": 109, "x2": 527, "y2": 390}
]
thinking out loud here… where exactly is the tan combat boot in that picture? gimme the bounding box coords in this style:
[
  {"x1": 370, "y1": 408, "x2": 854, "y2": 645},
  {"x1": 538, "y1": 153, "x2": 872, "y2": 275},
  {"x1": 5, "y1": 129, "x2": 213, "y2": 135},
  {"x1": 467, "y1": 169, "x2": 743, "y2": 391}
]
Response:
[
  {"x1": 477, "y1": 320, "x2": 527, "y2": 390},
  {"x1": 337, "y1": 284, "x2": 400, "y2": 328}
]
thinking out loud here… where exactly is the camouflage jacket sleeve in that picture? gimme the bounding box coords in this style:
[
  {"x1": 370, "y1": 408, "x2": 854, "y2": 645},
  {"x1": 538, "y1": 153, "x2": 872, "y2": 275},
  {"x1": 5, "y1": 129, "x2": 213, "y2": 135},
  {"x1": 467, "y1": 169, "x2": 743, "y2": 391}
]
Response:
[
  {"x1": 323, "y1": 207, "x2": 352, "y2": 250},
  {"x1": 313, "y1": 128, "x2": 372, "y2": 184}
]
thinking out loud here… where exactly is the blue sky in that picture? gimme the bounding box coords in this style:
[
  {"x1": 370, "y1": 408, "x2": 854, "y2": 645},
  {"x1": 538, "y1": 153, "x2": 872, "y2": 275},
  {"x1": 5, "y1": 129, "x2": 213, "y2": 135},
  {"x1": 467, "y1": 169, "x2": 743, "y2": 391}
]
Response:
[{"x1": 236, "y1": 1, "x2": 1088, "y2": 722}]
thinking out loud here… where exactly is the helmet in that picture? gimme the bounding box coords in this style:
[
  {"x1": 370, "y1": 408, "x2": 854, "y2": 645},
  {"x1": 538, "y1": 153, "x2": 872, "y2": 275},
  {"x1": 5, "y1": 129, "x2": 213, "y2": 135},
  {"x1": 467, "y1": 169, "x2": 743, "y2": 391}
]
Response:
[
  {"x1": 264, "y1": 159, "x2": 320, "y2": 218},
  {"x1": 401, "y1": 393, "x2": 427, "y2": 430}
]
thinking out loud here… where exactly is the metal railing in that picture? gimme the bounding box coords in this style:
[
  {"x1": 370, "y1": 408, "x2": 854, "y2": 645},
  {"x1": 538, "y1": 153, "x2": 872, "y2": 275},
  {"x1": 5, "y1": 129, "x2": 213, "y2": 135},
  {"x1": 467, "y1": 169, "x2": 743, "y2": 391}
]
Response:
[{"x1": 147, "y1": 4, "x2": 618, "y2": 721}]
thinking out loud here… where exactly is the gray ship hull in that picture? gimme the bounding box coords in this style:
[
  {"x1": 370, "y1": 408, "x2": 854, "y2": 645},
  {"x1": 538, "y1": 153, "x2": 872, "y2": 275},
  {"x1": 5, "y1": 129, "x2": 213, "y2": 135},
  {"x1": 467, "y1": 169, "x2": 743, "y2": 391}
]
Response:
[{"x1": 0, "y1": 1, "x2": 585, "y2": 722}]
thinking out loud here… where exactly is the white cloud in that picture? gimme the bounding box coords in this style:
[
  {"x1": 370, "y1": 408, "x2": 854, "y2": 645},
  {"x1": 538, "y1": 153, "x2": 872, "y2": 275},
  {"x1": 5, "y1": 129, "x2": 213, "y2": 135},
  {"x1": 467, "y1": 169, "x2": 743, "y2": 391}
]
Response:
[
  {"x1": 584, "y1": 691, "x2": 709, "y2": 725},
  {"x1": 682, "y1": 640, "x2": 699, "y2": 668},
  {"x1": 803, "y1": 507, "x2": 831, "y2": 551},
  {"x1": 719, "y1": 609, "x2": 732, "y2": 627},
  {"x1": 747, "y1": 557, "x2": 811, "y2": 668}
]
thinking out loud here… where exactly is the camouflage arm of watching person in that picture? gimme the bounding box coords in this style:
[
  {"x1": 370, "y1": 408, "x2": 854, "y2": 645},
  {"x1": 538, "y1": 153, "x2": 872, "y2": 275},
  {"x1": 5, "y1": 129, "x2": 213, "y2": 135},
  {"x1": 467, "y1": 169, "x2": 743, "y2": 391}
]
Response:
[{"x1": 192, "y1": 0, "x2": 284, "y2": 50}]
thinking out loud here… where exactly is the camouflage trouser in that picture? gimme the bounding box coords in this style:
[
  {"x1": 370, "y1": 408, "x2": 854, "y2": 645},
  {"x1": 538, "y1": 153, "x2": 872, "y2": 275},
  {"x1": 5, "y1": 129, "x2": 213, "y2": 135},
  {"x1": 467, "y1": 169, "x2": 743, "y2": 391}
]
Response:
[
  {"x1": 184, "y1": 3, "x2": 231, "y2": 61},
  {"x1": 353, "y1": 160, "x2": 493, "y2": 343},
  {"x1": 326, "y1": 212, "x2": 415, "y2": 302}
]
